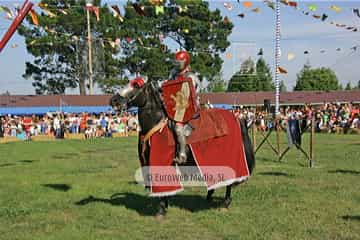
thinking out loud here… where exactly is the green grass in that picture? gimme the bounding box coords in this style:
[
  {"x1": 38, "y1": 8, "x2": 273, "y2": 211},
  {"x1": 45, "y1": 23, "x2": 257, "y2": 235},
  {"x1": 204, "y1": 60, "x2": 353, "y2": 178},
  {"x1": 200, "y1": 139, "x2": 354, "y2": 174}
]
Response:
[{"x1": 0, "y1": 134, "x2": 359, "y2": 240}]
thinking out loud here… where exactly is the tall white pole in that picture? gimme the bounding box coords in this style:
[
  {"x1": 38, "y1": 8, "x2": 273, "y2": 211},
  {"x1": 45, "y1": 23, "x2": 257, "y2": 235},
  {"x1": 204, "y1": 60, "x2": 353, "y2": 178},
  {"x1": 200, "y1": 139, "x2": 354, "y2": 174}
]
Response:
[
  {"x1": 274, "y1": 0, "x2": 281, "y2": 116},
  {"x1": 86, "y1": 4, "x2": 94, "y2": 95}
]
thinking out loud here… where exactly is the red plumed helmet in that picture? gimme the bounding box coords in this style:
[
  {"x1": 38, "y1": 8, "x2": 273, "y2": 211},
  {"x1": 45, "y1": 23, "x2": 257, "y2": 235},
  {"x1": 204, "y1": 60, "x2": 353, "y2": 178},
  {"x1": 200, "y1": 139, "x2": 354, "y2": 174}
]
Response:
[{"x1": 174, "y1": 50, "x2": 190, "y2": 70}]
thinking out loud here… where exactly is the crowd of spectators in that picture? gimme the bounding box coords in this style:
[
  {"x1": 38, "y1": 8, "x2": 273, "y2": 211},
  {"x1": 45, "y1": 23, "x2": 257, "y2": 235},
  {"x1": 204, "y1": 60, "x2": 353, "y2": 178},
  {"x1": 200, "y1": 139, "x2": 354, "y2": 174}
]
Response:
[
  {"x1": 0, "y1": 112, "x2": 139, "y2": 140},
  {"x1": 233, "y1": 102, "x2": 360, "y2": 133},
  {"x1": 0, "y1": 102, "x2": 359, "y2": 141}
]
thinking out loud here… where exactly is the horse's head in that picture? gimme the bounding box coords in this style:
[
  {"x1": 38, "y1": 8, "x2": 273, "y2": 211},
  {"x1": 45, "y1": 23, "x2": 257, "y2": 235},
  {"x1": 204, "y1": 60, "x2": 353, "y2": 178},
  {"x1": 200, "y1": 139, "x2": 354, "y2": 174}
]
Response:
[{"x1": 110, "y1": 77, "x2": 150, "y2": 112}]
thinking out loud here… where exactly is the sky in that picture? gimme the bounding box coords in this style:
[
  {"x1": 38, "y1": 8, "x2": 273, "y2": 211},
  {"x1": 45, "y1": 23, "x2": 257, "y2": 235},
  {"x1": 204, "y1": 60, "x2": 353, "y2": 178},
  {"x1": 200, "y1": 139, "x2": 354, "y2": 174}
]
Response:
[{"x1": 0, "y1": 0, "x2": 359, "y2": 94}]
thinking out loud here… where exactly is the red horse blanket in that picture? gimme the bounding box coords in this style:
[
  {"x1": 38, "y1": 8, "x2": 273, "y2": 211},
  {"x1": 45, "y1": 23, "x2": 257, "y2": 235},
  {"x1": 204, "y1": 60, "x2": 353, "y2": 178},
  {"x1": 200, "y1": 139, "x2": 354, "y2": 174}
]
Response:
[{"x1": 146, "y1": 109, "x2": 250, "y2": 197}]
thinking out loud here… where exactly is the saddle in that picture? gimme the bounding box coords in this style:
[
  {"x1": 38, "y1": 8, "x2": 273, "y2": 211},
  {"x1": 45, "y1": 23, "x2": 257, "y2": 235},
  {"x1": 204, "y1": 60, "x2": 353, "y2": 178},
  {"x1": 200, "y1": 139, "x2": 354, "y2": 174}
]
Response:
[{"x1": 167, "y1": 108, "x2": 229, "y2": 146}]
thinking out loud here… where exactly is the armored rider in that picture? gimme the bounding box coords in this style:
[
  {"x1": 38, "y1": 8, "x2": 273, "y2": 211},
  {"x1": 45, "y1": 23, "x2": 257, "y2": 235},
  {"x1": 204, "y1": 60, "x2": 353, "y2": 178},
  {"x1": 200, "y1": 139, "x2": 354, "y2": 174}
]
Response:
[{"x1": 166, "y1": 50, "x2": 201, "y2": 164}]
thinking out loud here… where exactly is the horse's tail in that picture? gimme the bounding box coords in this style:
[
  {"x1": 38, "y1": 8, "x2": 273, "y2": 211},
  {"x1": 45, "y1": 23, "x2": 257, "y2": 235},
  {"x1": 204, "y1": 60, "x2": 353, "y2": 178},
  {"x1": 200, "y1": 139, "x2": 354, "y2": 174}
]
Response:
[{"x1": 239, "y1": 118, "x2": 255, "y2": 175}]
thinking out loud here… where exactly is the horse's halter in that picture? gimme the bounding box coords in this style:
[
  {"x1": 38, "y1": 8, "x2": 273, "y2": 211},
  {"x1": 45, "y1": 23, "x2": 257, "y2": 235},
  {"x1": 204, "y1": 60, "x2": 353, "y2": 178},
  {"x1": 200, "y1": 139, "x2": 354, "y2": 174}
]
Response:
[{"x1": 119, "y1": 80, "x2": 163, "y2": 110}]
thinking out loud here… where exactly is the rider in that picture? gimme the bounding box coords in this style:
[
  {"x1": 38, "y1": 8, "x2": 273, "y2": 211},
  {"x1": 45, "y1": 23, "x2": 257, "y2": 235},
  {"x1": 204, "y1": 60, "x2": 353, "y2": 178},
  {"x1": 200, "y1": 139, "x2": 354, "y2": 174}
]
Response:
[{"x1": 167, "y1": 50, "x2": 201, "y2": 164}]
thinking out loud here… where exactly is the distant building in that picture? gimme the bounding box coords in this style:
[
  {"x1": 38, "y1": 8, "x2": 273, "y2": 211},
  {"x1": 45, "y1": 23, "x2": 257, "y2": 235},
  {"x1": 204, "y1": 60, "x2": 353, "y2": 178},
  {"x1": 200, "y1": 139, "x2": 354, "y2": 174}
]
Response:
[{"x1": 0, "y1": 91, "x2": 360, "y2": 115}]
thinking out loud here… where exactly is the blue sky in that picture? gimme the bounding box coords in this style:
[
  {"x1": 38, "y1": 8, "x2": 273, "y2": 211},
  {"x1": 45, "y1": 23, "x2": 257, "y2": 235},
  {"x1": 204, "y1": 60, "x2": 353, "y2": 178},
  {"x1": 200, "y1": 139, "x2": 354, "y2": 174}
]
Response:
[{"x1": 0, "y1": 0, "x2": 359, "y2": 94}]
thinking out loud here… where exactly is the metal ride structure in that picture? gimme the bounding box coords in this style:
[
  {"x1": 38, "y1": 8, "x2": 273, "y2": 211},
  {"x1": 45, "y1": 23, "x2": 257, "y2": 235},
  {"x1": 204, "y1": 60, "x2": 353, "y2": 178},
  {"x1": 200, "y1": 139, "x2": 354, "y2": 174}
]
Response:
[{"x1": 251, "y1": 0, "x2": 315, "y2": 168}]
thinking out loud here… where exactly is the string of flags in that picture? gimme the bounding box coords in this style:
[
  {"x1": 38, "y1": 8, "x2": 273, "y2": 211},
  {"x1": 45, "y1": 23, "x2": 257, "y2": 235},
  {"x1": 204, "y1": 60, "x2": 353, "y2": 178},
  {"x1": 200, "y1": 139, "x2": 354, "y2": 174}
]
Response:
[
  {"x1": 220, "y1": 1, "x2": 359, "y2": 33},
  {"x1": 1, "y1": 1, "x2": 359, "y2": 55}
]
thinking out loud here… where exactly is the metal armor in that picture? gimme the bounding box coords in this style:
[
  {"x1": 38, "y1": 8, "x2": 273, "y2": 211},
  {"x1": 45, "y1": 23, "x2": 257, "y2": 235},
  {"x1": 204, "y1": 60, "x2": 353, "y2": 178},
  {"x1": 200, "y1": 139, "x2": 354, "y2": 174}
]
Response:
[{"x1": 166, "y1": 67, "x2": 200, "y2": 164}]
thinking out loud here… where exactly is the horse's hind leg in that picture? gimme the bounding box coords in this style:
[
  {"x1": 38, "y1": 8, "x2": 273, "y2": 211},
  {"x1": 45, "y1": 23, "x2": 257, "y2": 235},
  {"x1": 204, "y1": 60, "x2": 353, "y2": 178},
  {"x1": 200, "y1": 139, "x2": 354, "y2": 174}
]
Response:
[
  {"x1": 206, "y1": 189, "x2": 215, "y2": 201},
  {"x1": 223, "y1": 185, "x2": 232, "y2": 208},
  {"x1": 156, "y1": 197, "x2": 168, "y2": 218}
]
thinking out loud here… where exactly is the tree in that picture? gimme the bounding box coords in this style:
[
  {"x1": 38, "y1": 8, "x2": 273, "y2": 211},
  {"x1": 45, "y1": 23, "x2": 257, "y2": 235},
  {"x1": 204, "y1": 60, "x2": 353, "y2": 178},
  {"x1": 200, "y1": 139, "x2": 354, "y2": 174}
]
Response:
[
  {"x1": 227, "y1": 57, "x2": 275, "y2": 92},
  {"x1": 206, "y1": 73, "x2": 226, "y2": 92},
  {"x1": 227, "y1": 57, "x2": 256, "y2": 92},
  {"x1": 345, "y1": 82, "x2": 352, "y2": 90},
  {"x1": 280, "y1": 80, "x2": 287, "y2": 92},
  {"x1": 294, "y1": 65, "x2": 341, "y2": 91},
  {"x1": 121, "y1": 0, "x2": 233, "y2": 83},
  {"x1": 18, "y1": 0, "x2": 124, "y2": 94},
  {"x1": 255, "y1": 58, "x2": 274, "y2": 91},
  {"x1": 357, "y1": 80, "x2": 360, "y2": 89},
  {"x1": 19, "y1": 0, "x2": 233, "y2": 94}
]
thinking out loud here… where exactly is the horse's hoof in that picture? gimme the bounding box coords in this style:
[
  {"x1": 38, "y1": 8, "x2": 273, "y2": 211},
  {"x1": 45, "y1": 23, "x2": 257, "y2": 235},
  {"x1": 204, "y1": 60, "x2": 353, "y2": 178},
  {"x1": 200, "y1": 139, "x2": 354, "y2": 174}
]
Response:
[
  {"x1": 222, "y1": 198, "x2": 232, "y2": 209},
  {"x1": 155, "y1": 213, "x2": 165, "y2": 221},
  {"x1": 219, "y1": 207, "x2": 229, "y2": 212}
]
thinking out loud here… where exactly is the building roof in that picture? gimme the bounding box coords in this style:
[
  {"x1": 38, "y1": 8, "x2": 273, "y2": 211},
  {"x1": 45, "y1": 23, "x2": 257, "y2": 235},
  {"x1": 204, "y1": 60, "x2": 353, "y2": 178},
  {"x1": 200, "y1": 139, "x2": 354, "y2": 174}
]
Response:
[
  {"x1": 0, "y1": 90, "x2": 359, "y2": 111},
  {"x1": 0, "y1": 95, "x2": 111, "y2": 107},
  {"x1": 200, "y1": 90, "x2": 360, "y2": 106}
]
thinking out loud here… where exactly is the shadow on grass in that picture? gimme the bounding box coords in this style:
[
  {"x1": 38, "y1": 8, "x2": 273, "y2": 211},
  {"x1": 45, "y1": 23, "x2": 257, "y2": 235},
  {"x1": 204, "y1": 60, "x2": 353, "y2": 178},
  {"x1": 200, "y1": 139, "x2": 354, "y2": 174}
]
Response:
[
  {"x1": 328, "y1": 169, "x2": 360, "y2": 175},
  {"x1": 52, "y1": 153, "x2": 79, "y2": 160},
  {"x1": 75, "y1": 192, "x2": 224, "y2": 216},
  {"x1": 342, "y1": 215, "x2": 360, "y2": 221},
  {"x1": 18, "y1": 160, "x2": 36, "y2": 163},
  {"x1": 258, "y1": 171, "x2": 294, "y2": 177},
  {"x1": 0, "y1": 163, "x2": 16, "y2": 168},
  {"x1": 42, "y1": 184, "x2": 71, "y2": 192}
]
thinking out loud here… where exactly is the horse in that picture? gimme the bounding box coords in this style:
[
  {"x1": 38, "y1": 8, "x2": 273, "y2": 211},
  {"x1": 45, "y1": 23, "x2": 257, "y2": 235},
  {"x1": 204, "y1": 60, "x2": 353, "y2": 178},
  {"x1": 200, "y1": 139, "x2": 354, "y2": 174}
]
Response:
[{"x1": 110, "y1": 79, "x2": 255, "y2": 217}]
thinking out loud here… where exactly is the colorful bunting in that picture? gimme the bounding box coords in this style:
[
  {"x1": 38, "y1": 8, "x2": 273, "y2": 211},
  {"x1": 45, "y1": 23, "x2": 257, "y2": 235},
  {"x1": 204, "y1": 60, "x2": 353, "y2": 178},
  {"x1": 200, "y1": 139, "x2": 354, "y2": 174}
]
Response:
[
  {"x1": 0, "y1": 6, "x2": 14, "y2": 19},
  {"x1": 177, "y1": 5, "x2": 188, "y2": 14},
  {"x1": 58, "y1": 9, "x2": 68, "y2": 15},
  {"x1": 350, "y1": 46, "x2": 358, "y2": 51},
  {"x1": 223, "y1": 3, "x2": 233, "y2": 11},
  {"x1": 329, "y1": 5, "x2": 341, "y2": 13},
  {"x1": 29, "y1": 9, "x2": 39, "y2": 26},
  {"x1": 149, "y1": 0, "x2": 163, "y2": 5},
  {"x1": 321, "y1": 14, "x2": 328, "y2": 21},
  {"x1": 243, "y1": 2, "x2": 252, "y2": 8},
  {"x1": 237, "y1": 13, "x2": 245, "y2": 18},
  {"x1": 353, "y1": 8, "x2": 360, "y2": 18},
  {"x1": 110, "y1": 5, "x2": 124, "y2": 22},
  {"x1": 223, "y1": 16, "x2": 230, "y2": 24},
  {"x1": 132, "y1": 3, "x2": 145, "y2": 16},
  {"x1": 86, "y1": 6, "x2": 100, "y2": 22},
  {"x1": 155, "y1": 5, "x2": 164, "y2": 15},
  {"x1": 281, "y1": 1, "x2": 297, "y2": 8},
  {"x1": 277, "y1": 66, "x2": 288, "y2": 74},
  {"x1": 264, "y1": 1, "x2": 275, "y2": 10},
  {"x1": 225, "y1": 52, "x2": 232, "y2": 59},
  {"x1": 287, "y1": 53, "x2": 295, "y2": 61},
  {"x1": 137, "y1": 37, "x2": 144, "y2": 46},
  {"x1": 308, "y1": 4, "x2": 317, "y2": 12},
  {"x1": 43, "y1": 8, "x2": 56, "y2": 18}
]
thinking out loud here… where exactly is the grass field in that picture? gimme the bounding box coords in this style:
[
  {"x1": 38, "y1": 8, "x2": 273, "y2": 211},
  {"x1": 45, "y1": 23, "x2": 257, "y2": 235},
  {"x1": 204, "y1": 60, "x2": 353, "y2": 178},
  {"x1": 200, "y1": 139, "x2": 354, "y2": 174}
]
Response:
[{"x1": 0, "y1": 133, "x2": 359, "y2": 240}]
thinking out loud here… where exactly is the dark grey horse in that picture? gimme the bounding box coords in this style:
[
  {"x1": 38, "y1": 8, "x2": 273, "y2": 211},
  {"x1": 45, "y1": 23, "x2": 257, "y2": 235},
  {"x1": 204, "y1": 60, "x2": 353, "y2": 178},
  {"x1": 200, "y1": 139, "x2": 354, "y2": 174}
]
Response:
[{"x1": 110, "y1": 80, "x2": 255, "y2": 217}]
